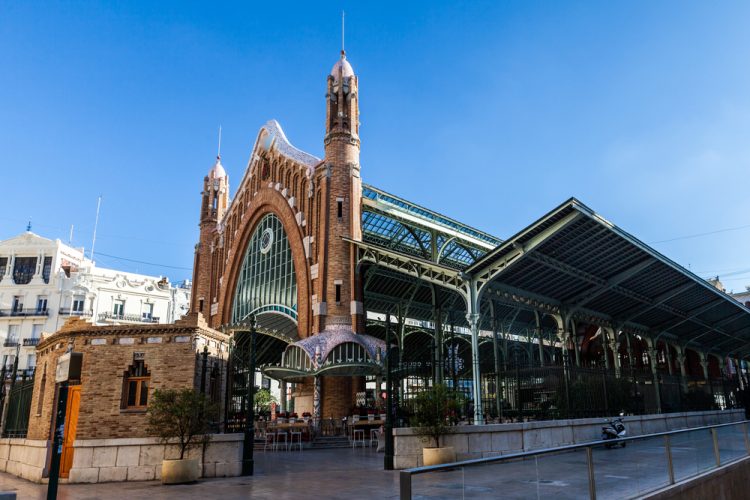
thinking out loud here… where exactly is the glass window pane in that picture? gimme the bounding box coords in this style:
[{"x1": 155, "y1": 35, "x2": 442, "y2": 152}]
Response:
[
  {"x1": 140, "y1": 381, "x2": 149, "y2": 406},
  {"x1": 127, "y1": 381, "x2": 137, "y2": 406}
]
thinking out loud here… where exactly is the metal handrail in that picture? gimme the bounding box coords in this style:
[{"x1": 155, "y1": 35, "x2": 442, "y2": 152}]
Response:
[{"x1": 399, "y1": 419, "x2": 750, "y2": 499}]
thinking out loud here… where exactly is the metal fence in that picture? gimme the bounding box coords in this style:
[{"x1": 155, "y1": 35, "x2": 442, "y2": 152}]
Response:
[
  {"x1": 1, "y1": 370, "x2": 35, "y2": 438},
  {"x1": 399, "y1": 420, "x2": 750, "y2": 499},
  {"x1": 390, "y1": 360, "x2": 738, "y2": 427},
  {"x1": 382, "y1": 323, "x2": 742, "y2": 427}
]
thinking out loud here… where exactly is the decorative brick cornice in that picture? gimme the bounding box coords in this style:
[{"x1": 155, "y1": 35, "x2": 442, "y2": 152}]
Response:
[{"x1": 37, "y1": 313, "x2": 227, "y2": 351}]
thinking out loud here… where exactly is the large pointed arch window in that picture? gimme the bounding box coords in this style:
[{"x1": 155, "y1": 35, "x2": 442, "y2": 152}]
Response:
[{"x1": 232, "y1": 214, "x2": 297, "y2": 323}]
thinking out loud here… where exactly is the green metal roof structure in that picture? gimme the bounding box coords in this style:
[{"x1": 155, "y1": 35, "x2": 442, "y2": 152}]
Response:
[{"x1": 354, "y1": 192, "x2": 750, "y2": 423}]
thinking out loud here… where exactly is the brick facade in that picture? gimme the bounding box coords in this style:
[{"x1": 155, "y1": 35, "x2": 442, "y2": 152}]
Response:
[
  {"x1": 190, "y1": 52, "x2": 367, "y2": 418},
  {"x1": 28, "y1": 314, "x2": 227, "y2": 441}
]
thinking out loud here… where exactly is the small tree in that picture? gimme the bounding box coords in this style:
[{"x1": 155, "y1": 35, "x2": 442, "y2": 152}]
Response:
[
  {"x1": 147, "y1": 388, "x2": 219, "y2": 460},
  {"x1": 254, "y1": 387, "x2": 277, "y2": 416},
  {"x1": 411, "y1": 384, "x2": 460, "y2": 448}
]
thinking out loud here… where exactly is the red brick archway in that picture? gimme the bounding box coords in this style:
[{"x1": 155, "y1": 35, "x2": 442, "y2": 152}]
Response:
[{"x1": 220, "y1": 186, "x2": 311, "y2": 338}]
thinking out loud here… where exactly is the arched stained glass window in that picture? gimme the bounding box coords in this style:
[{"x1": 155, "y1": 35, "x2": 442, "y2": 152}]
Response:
[{"x1": 232, "y1": 214, "x2": 297, "y2": 324}]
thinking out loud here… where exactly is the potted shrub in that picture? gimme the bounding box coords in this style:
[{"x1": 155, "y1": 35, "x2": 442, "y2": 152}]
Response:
[
  {"x1": 147, "y1": 388, "x2": 219, "y2": 484},
  {"x1": 411, "y1": 383, "x2": 461, "y2": 466}
]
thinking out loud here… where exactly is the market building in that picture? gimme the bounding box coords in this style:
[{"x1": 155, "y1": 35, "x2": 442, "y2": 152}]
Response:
[
  {"x1": 0, "y1": 49, "x2": 748, "y2": 484},
  {"x1": 190, "y1": 49, "x2": 750, "y2": 427}
]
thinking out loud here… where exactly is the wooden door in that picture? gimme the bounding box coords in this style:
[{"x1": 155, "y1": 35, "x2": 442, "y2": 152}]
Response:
[{"x1": 60, "y1": 385, "x2": 81, "y2": 478}]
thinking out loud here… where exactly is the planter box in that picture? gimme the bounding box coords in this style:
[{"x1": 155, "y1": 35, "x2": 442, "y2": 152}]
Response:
[
  {"x1": 423, "y1": 447, "x2": 456, "y2": 466},
  {"x1": 162, "y1": 458, "x2": 199, "y2": 484}
]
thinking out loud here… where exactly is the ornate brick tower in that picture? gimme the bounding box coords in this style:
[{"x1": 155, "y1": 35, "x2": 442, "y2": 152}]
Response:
[
  {"x1": 314, "y1": 49, "x2": 363, "y2": 334},
  {"x1": 191, "y1": 155, "x2": 229, "y2": 316},
  {"x1": 303, "y1": 50, "x2": 368, "y2": 418}
]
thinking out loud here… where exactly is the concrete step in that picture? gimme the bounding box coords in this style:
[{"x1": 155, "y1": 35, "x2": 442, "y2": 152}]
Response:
[
  {"x1": 252, "y1": 435, "x2": 370, "y2": 450},
  {"x1": 310, "y1": 436, "x2": 354, "y2": 449}
]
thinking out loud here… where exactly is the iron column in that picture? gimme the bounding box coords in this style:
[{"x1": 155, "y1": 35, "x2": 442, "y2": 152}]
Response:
[
  {"x1": 47, "y1": 381, "x2": 68, "y2": 500},
  {"x1": 384, "y1": 311, "x2": 394, "y2": 470},
  {"x1": 242, "y1": 315, "x2": 257, "y2": 476},
  {"x1": 200, "y1": 345, "x2": 208, "y2": 394}
]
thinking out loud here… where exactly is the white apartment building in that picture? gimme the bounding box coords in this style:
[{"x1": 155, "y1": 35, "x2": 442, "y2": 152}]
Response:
[
  {"x1": 731, "y1": 287, "x2": 750, "y2": 308},
  {"x1": 0, "y1": 231, "x2": 191, "y2": 370}
]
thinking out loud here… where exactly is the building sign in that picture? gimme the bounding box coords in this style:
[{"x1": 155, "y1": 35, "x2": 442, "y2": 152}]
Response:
[{"x1": 55, "y1": 352, "x2": 83, "y2": 383}]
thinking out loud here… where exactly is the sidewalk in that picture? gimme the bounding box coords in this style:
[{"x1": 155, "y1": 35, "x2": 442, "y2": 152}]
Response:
[{"x1": 0, "y1": 448, "x2": 400, "y2": 499}]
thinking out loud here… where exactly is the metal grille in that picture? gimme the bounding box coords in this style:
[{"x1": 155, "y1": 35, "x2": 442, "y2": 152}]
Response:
[{"x1": 225, "y1": 331, "x2": 253, "y2": 433}]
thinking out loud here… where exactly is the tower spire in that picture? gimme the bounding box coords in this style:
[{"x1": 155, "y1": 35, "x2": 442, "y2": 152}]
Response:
[
  {"x1": 217, "y1": 125, "x2": 222, "y2": 158},
  {"x1": 341, "y1": 10, "x2": 345, "y2": 56}
]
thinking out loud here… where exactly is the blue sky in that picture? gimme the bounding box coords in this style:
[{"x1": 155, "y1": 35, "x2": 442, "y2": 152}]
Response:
[{"x1": 1, "y1": 1, "x2": 748, "y2": 291}]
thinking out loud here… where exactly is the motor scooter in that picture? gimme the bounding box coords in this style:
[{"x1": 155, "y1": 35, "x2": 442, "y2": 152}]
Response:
[{"x1": 601, "y1": 416, "x2": 627, "y2": 448}]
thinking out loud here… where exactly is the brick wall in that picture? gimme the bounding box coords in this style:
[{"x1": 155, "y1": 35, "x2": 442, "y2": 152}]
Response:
[
  {"x1": 28, "y1": 315, "x2": 228, "y2": 442},
  {"x1": 322, "y1": 376, "x2": 352, "y2": 419}
]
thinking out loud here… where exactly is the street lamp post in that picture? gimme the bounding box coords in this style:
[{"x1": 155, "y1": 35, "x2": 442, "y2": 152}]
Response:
[
  {"x1": 384, "y1": 311, "x2": 394, "y2": 470},
  {"x1": 242, "y1": 315, "x2": 257, "y2": 476}
]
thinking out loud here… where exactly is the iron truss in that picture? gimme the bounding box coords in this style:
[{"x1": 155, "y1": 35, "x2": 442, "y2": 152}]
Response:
[{"x1": 362, "y1": 184, "x2": 500, "y2": 270}]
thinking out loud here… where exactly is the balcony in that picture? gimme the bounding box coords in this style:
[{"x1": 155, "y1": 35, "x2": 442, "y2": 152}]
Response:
[
  {"x1": 0, "y1": 308, "x2": 49, "y2": 318},
  {"x1": 1, "y1": 367, "x2": 35, "y2": 379},
  {"x1": 59, "y1": 308, "x2": 93, "y2": 317},
  {"x1": 23, "y1": 338, "x2": 40, "y2": 347},
  {"x1": 3, "y1": 339, "x2": 18, "y2": 348},
  {"x1": 97, "y1": 312, "x2": 159, "y2": 324}
]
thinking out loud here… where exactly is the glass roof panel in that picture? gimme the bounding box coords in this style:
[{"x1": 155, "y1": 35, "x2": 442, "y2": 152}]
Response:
[{"x1": 363, "y1": 184, "x2": 502, "y2": 247}]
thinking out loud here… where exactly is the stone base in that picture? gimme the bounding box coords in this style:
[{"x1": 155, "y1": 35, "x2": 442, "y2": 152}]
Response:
[
  {"x1": 61, "y1": 433, "x2": 243, "y2": 483},
  {"x1": 0, "y1": 439, "x2": 48, "y2": 483}
]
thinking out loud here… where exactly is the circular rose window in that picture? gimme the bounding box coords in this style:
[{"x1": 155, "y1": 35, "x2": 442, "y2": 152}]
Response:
[{"x1": 260, "y1": 228, "x2": 274, "y2": 254}]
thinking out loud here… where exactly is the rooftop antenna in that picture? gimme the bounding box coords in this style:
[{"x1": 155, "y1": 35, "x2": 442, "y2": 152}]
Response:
[
  {"x1": 341, "y1": 10, "x2": 345, "y2": 54},
  {"x1": 217, "y1": 125, "x2": 222, "y2": 158},
  {"x1": 68, "y1": 224, "x2": 74, "y2": 244},
  {"x1": 90, "y1": 195, "x2": 102, "y2": 261}
]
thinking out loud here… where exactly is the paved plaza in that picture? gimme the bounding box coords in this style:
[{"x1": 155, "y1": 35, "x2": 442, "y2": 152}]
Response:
[
  {"x1": 0, "y1": 427, "x2": 744, "y2": 499},
  {"x1": 0, "y1": 448, "x2": 398, "y2": 500}
]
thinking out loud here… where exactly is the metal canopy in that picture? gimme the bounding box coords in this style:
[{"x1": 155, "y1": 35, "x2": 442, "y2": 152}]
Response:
[
  {"x1": 356, "y1": 188, "x2": 750, "y2": 358},
  {"x1": 466, "y1": 198, "x2": 750, "y2": 356}
]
